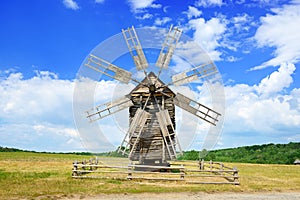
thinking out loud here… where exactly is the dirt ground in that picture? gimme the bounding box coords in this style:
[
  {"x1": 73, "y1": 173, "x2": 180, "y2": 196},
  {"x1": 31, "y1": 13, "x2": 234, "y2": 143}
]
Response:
[{"x1": 60, "y1": 192, "x2": 300, "y2": 200}]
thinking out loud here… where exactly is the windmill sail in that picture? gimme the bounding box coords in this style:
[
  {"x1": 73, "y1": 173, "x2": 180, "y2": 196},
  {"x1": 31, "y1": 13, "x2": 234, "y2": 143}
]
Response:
[
  {"x1": 156, "y1": 25, "x2": 182, "y2": 69},
  {"x1": 118, "y1": 108, "x2": 150, "y2": 157},
  {"x1": 171, "y1": 62, "x2": 217, "y2": 86},
  {"x1": 85, "y1": 54, "x2": 132, "y2": 84},
  {"x1": 86, "y1": 95, "x2": 133, "y2": 122},
  {"x1": 122, "y1": 26, "x2": 148, "y2": 71},
  {"x1": 174, "y1": 93, "x2": 221, "y2": 126},
  {"x1": 156, "y1": 109, "x2": 182, "y2": 160}
]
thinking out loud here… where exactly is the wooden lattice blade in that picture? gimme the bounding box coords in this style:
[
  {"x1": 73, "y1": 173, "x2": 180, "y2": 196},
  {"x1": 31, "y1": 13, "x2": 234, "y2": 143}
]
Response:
[
  {"x1": 173, "y1": 93, "x2": 221, "y2": 126},
  {"x1": 122, "y1": 26, "x2": 148, "y2": 71},
  {"x1": 86, "y1": 95, "x2": 133, "y2": 122},
  {"x1": 85, "y1": 54, "x2": 132, "y2": 84},
  {"x1": 171, "y1": 62, "x2": 218, "y2": 86},
  {"x1": 156, "y1": 109, "x2": 182, "y2": 160},
  {"x1": 156, "y1": 25, "x2": 182, "y2": 69},
  {"x1": 118, "y1": 108, "x2": 150, "y2": 156}
]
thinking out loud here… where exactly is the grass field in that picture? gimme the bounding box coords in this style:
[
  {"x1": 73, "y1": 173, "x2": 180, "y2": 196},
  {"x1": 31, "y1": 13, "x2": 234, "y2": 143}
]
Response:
[{"x1": 0, "y1": 152, "x2": 300, "y2": 200}]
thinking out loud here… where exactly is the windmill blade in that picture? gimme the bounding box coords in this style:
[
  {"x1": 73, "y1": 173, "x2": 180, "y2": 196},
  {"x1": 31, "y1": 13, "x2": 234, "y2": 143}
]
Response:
[
  {"x1": 173, "y1": 93, "x2": 221, "y2": 126},
  {"x1": 86, "y1": 95, "x2": 133, "y2": 122},
  {"x1": 156, "y1": 109, "x2": 182, "y2": 160},
  {"x1": 156, "y1": 25, "x2": 182, "y2": 69},
  {"x1": 170, "y1": 62, "x2": 217, "y2": 86},
  {"x1": 122, "y1": 26, "x2": 148, "y2": 71},
  {"x1": 118, "y1": 108, "x2": 151, "y2": 157},
  {"x1": 85, "y1": 54, "x2": 132, "y2": 84}
]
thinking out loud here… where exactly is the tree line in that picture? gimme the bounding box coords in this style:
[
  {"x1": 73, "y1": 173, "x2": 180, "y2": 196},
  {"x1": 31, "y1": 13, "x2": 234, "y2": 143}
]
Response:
[{"x1": 179, "y1": 142, "x2": 300, "y2": 164}]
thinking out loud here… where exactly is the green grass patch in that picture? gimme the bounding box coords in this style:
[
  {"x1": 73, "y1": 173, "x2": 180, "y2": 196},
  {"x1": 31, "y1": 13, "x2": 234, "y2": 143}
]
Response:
[
  {"x1": 105, "y1": 179, "x2": 123, "y2": 184},
  {"x1": 0, "y1": 170, "x2": 54, "y2": 179}
]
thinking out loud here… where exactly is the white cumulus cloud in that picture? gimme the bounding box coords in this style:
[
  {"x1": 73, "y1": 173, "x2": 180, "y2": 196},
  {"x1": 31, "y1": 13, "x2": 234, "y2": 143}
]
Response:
[
  {"x1": 127, "y1": 0, "x2": 161, "y2": 13},
  {"x1": 219, "y1": 62, "x2": 300, "y2": 148},
  {"x1": 0, "y1": 70, "x2": 81, "y2": 151},
  {"x1": 252, "y1": 1, "x2": 300, "y2": 70},
  {"x1": 255, "y1": 62, "x2": 296, "y2": 96},
  {"x1": 184, "y1": 6, "x2": 202, "y2": 19},
  {"x1": 188, "y1": 17, "x2": 226, "y2": 61},
  {"x1": 195, "y1": 0, "x2": 223, "y2": 7},
  {"x1": 62, "y1": 0, "x2": 80, "y2": 10},
  {"x1": 136, "y1": 13, "x2": 153, "y2": 20},
  {"x1": 154, "y1": 17, "x2": 172, "y2": 26}
]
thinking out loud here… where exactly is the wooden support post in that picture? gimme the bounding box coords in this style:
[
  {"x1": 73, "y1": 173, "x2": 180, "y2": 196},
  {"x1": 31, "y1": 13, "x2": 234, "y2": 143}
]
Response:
[
  {"x1": 180, "y1": 164, "x2": 185, "y2": 180},
  {"x1": 209, "y1": 160, "x2": 213, "y2": 171},
  {"x1": 139, "y1": 95, "x2": 142, "y2": 108},
  {"x1": 72, "y1": 160, "x2": 78, "y2": 177},
  {"x1": 220, "y1": 162, "x2": 224, "y2": 175},
  {"x1": 233, "y1": 167, "x2": 239, "y2": 185},
  {"x1": 127, "y1": 162, "x2": 133, "y2": 180},
  {"x1": 82, "y1": 159, "x2": 86, "y2": 170},
  {"x1": 162, "y1": 139, "x2": 166, "y2": 163},
  {"x1": 200, "y1": 159, "x2": 204, "y2": 170}
]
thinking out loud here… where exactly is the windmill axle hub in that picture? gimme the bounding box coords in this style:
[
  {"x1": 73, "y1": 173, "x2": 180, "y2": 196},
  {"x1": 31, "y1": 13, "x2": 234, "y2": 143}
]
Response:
[{"x1": 149, "y1": 84, "x2": 156, "y2": 93}]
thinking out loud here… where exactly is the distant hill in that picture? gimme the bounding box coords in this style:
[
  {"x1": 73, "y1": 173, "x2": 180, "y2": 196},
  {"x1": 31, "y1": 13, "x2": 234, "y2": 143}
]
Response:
[
  {"x1": 179, "y1": 142, "x2": 300, "y2": 164},
  {"x1": 2, "y1": 142, "x2": 299, "y2": 164}
]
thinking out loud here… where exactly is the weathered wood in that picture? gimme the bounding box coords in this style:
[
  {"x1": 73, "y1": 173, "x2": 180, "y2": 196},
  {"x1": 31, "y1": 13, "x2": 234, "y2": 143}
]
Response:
[
  {"x1": 129, "y1": 177, "x2": 184, "y2": 181},
  {"x1": 128, "y1": 72, "x2": 177, "y2": 163},
  {"x1": 186, "y1": 181, "x2": 239, "y2": 185},
  {"x1": 72, "y1": 159, "x2": 239, "y2": 185},
  {"x1": 73, "y1": 164, "x2": 127, "y2": 169},
  {"x1": 73, "y1": 170, "x2": 128, "y2": 174},
  {"x1": 185, "y1": 174, "x2": 239, "y2": 178},
  {"x1": 129, "y1": 164, "x2": 184, "y2": 170},
  {"x1": 127, "y1": 171, "x2": 184, "y2": 175},
  {"x1": 186, "y1": 169, "x2": 238, "y2": 173}
]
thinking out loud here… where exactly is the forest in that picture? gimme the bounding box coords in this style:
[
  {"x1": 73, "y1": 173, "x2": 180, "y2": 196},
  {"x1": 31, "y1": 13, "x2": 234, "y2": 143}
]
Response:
[{"x1": 179, "y1": 142, "x2": 300, "y2": 164}]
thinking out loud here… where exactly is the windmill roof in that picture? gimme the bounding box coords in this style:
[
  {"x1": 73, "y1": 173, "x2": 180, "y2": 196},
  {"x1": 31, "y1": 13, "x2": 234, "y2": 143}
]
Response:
[{"x1": 130, "y1": 71, "x2": 174, "y2": 95}]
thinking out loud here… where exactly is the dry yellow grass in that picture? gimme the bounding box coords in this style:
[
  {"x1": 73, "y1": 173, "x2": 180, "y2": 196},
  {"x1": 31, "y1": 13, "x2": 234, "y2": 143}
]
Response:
[{"x1": 0, "y1": 152, "x2": 299, "y2": 200}]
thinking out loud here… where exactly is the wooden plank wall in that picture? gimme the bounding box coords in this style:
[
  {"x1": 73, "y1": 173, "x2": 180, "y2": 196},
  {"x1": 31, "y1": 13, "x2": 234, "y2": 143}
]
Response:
[{"x1": 129, "y1": 92, "x2": 176, "y2": 163}]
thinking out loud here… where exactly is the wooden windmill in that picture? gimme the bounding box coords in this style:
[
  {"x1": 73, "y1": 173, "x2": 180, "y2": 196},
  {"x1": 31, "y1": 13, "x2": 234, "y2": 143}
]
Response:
[{"x1": 85, "y1": 26, "x2": 221, "y2": 166}]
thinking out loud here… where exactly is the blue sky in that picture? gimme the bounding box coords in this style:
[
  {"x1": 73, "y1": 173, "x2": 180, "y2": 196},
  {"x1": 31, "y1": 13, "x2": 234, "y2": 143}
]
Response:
[{"x1": 0, "y1": 0, "x2": 300, "y2": 152}]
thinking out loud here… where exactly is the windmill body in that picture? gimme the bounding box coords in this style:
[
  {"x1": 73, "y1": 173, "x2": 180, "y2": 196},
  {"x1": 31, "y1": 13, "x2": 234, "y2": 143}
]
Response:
[
  {"x1": 128, "y1": 72, "x2": 176, "y2": 165},
  {"x1": 85, "y1": 26, "x2": 221, "y2": 167}
]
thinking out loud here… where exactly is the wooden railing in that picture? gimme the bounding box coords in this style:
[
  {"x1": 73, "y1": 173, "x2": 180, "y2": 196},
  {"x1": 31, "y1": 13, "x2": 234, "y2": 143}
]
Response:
[{"x1": 72, "y1": 158, "x2": 239, "y2": 185}]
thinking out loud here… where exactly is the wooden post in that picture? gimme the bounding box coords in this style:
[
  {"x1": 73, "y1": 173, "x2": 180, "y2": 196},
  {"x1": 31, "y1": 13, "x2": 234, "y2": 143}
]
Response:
[
  {"x1": 233, "y1": 167, "x2": 239, "y2": 185},
  {"x1": 82, "y1": 159, "x2": 86, "y2": 170},
  {"x1": 220, "y1": 162, "x2": 223, "y2": 175},
  {"x1": 128, "y1": 162, "x2": 133, "y2": 180},
  {"x1": 72, "y1": 160, "x2": 78, "y2": 177},
  {"x1": 200, "y1": 159, "x2": 204, "y2": 170},
  {"x1": 180, "y1": 164, "x2": 185, "y2": 180},
  {"x1": 162, "y1": 139, "x2": 165, "y2": 163},
  {"x1": 139, "y1": 95, "x2": 142, "y2": 108},
  {"x1": 209, "y1": 160, "x2": 212, "y2": 171}
]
